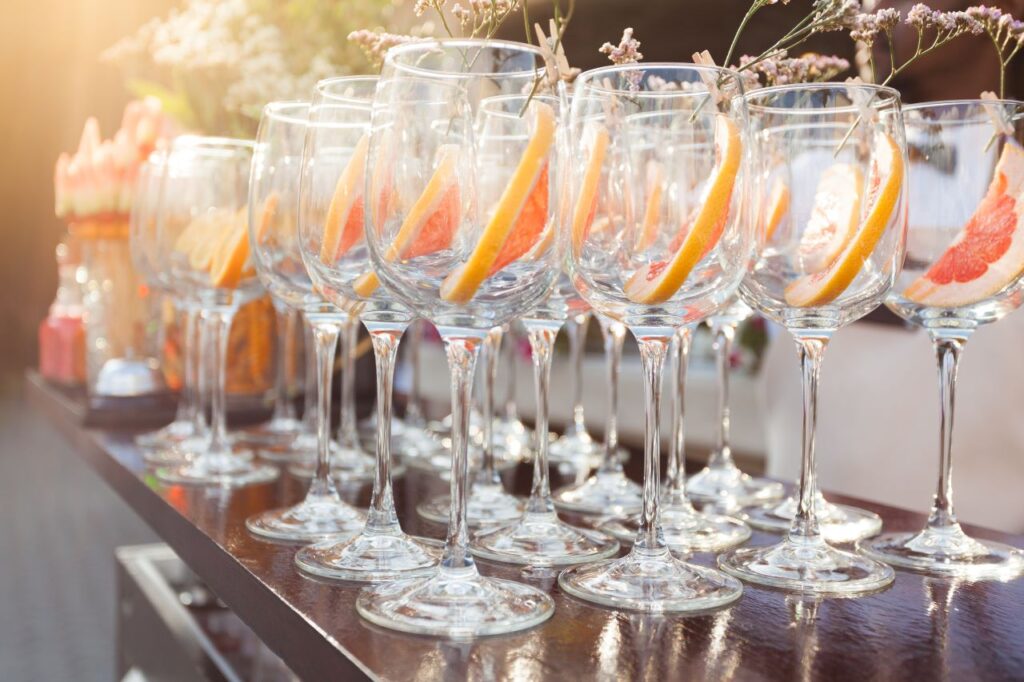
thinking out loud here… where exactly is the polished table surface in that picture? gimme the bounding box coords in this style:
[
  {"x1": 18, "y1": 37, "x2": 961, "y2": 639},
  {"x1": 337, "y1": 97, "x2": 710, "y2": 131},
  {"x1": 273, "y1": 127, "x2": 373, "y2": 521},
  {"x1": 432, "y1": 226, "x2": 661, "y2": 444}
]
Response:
[{"x1": 26, "y1": 371, "x2": 1024, "y2": 681}]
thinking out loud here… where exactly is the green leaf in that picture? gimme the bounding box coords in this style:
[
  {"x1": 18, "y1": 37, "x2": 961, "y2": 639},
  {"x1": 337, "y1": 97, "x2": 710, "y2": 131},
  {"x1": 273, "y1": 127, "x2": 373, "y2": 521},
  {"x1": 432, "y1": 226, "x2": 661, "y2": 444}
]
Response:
[{"x1": 126, "y1": 78, "x2": 197, "y2": 129}]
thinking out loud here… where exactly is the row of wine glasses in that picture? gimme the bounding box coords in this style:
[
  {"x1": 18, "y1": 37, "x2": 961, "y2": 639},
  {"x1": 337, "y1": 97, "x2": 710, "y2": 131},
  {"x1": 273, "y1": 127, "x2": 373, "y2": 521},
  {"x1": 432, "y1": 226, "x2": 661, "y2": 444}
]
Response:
[{"x1": 128, "y1": 37, "x2": 1024, "y2": 641}]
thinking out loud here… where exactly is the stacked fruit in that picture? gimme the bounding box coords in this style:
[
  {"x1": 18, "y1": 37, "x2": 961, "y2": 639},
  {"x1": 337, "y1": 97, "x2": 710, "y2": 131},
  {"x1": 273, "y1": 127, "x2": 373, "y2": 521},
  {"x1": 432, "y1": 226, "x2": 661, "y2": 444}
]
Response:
[{"x1": 53, "y1": 97, "x2": 176, "y2": 225}]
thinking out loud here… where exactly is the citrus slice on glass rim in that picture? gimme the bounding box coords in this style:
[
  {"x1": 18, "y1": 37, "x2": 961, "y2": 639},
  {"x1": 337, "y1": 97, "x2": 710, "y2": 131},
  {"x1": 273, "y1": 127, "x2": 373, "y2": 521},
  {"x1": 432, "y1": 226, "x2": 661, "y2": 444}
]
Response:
[
  {"x1": 762, "y1": 176, "x2": 790, "y2": 242},
  {"x1": 903, "y1": 137, "x2": 1024, "y2": 307},
  {"x1": 784, "y1": 131, "x2": 904, "y2": 307},
  {"x1": 353, "y1": 142, "x2": 462, "y2": 297},
  {"x1": 440, "y1": 101, "x2": 557, "y2": 303},
  {"x1": 623, "y1": 114, "x2": 742, "y2": 305}
]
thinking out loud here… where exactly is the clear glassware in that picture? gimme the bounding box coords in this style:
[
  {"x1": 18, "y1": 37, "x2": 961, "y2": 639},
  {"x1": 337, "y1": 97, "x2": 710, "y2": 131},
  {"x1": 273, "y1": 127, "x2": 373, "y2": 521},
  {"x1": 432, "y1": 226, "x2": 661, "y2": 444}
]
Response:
[
  {"x1": 552, "y1": 314, "x2": 643, "y2": 514},
  {"x1": 858, "y1": 99, "x2": 1024, "y2": 579},
  {"x1": 354, "y1": 39, "x2": 559, "y2": 637},
  {"x1": 417, "y1": 326, "x2": 526, "y2": 526},
  {"x1": 557, "y1": 63, "x2": 748, "y2": 612},
  {"x1": 600, "y1": 326, "x2": 751, "y2": 553},
  {"x1": 235, "y1": 302, "x2": 304, "y2": 447},
  {"x1": 717, "y1": 82, "x2": 906, "y2": 594},
  {"x1": 240, "y1": 101, "x2": 368, "y2": 542},
  {"x1": 153, "y1": 136, "x2": 278, "y2": 487},
  {"x1": 686, "y1": 299, "x2": 784, "y2": 509},
  {"x1": 333, "y1": 316, "x2": 377, "y2": 478},
  {"x1": 492, "y1": 321, "x2": 535, "y2": 458},
  {"x1": 129, "y1": 153, "x2": 206, "y2": 464},
  {"x1": 292, "y1": 76, "x2": 441, "y2": 580},
  {"x1": 547, "y1": 309, "x2": 605, "y2": 466}
]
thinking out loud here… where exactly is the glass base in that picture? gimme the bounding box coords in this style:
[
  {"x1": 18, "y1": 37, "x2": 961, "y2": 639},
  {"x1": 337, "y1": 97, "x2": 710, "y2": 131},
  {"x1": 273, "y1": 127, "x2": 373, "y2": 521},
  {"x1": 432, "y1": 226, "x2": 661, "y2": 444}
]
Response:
[
  {"x1": 552, "y1": 471, "x2": 644, "y2": 515},
  {"x1": 601, "y1": 500, "x2": 751, "y2": 554},
  {"x1": 548, "y1": 430, "x2": 603, "y2": 467},
  {"x1": 295, "y1": 530, "x2": 441, "y2": 582},
  {"x1": 394, "y1": 428, "x2": 446, "y2": 462},
  {"x1": 718, "y1": 535, "x2": 895, "y2": 595},
  {"x1": 417, "y1": 483, "x2": 525, "y2": 527},
  {"x1": 288, "y1": 447, "x2": 380, "y2": 485},
  {"x1": 492, "y1": 416, "x2": 534, "y2": 461},
  {"x1": 234, "y1": 416, "x2": 304, "y2": 447},
  {"x1": 136, "y1": 418, "x2": 196, "y2": 450},
  {"x1": 686, "y1": 464, "x2": 785, "y2": 510},
  {"x1": 559, "y1": 547, "x2": 743, "y2": 613},
  {"x1": 157, "y1": 453, "x2": 278, "y2": 488},
  {"x1": 245, "y1": 494, "x2": 365, "y2": 542},
  {"x1": 470, "y1": 512, "x2": 619, "y2": 567},
  {"x1": 858, "y1": 524, "x2": 1024, "y2": 580},
  {"x1": 142, "y1": 445, "x2": 193, "y2": 466},
  {"x1": 356, "y1": 568, "x2": 554, "y2": 638},
  {"x1": 255, "y1": 429, "x2": 317, "y2": 464},
  {"x1": 744, "y1": 495, "x2": 882, "y2": 544},
  {"x1": 404, "y1": 446, "x2": 517, "y2": 478}
]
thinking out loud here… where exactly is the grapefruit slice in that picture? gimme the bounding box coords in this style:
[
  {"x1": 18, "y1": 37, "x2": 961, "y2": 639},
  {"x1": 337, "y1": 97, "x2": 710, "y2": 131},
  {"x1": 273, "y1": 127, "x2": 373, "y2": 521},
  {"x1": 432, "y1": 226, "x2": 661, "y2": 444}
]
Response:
[
  {"x1": 486, "y1": 162, "x2": 550, "y2": 276},
  {"x1": 797, "y1": 164, "x2": 864, "y2": 272},
  {"x1": 571, "y1": 121, "x2": 610, "y2": 252},
  {"x1": 254, "y1": 192, "x2": 279, "y2": 245},
  {"x1": 319, "y1": 134, "x2": 368, "y2": 263},
  {"x1": 904, "y1": 138, "x2": 1024, "y2": 307},
  {"x1": 186, "y1": 212, "x2": 234, "y2": 271},
  {"x1": 211, "y1": 209, "x2": 251, "y2": 289},
  {"x1": 440, "y1": 101, "x2": 557, "y2": 303},
  {"x1": 635, "y1": 160, "x2": 665, "y2": 251},
  {"x1": 763, "y1": 177, "x2": 791, "y2": 242},
  {"x1": 784, "y1": 132, "x2": 904, "y2": 307},
  {"x1": 352, "y1": 143, "x2": 462, "y2": 298},
  {"x1": 624, "y1": 114, "x2": 742, "y2": 305}
]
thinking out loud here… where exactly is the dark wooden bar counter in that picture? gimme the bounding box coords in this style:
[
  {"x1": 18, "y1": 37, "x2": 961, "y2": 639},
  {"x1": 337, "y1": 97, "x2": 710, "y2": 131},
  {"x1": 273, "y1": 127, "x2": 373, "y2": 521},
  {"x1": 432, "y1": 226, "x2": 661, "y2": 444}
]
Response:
[{"x1": 26, "y1": 371, "x2": 1024, "y2": 681}]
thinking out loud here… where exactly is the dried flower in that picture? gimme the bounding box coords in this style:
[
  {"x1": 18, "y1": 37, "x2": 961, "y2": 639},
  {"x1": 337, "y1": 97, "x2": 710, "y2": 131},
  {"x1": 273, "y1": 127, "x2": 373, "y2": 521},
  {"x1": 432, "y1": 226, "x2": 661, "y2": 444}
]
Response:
[
  {"x1": 348, "y1": 29, "x2": 421, "y2": 68},
  {"x1": 599, "y1": 28, "x2": 643, "y2": 65},
  {"x1": 849, "y1": 8, "x2": 900, "y2": 46},
  {"x1": 735, "y1": 50, "x2": 850, "y2": 87},
  {"x1": 967, "y1": 5, "x2": 1024, "y2": 96}
]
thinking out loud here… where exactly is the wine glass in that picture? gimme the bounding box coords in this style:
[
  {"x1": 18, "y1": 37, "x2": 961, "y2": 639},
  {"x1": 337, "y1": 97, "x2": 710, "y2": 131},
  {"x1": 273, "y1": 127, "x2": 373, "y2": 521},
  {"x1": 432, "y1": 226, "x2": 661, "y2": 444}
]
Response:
[
  {"x1": 153, "y1": 136, "x2": 278, "y2": 487},
  {"x1": 492, "y1": 321, "x2": 535, "y2": 457},
  {"x1": 557, "y1": 63, "x2": 749, "y2": 612},
  {"x1": 551, "y1": 314, "x2": 643, "y2": 514},
  {"x1": 686, "y1": 299, "x2": 785, "y2": 509},
  {"x1": 130, "y1": 152, "x2": 207, "y2": 463},
  {"x1": 452, "y1": 92, "x2": 619, "y2": 566},
  {"x1": 354, "y1": 39, "x2": 562, "y2": 637},
  {"x1": 240, "y1": 101, "x2": 367, "y2": 541},
  {"x1": 547, "y1": 308, "x2": 604, "y2": 466},
  {"x1": 599, "y1": 323, "x2": 751, "y2": 553},
  {"x1": 717, "y1": 82, "x2": 906, "y2": 594},
  {"x1": 287, "y1": 76, "x2": 443, "y2": 580},
  {"x1": 858, "y1": 99, "x2": 1024, "y2": 579}
]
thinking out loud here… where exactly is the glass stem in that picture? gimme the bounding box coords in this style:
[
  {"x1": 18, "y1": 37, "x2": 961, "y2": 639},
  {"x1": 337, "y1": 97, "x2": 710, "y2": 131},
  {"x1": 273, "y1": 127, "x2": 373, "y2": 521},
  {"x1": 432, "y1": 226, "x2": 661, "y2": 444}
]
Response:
[
  {"x1": 194, "y1": 308, "x2": 212, "y2": 434},
  {"x1": 665, "y1": 328, "x2": 693, "y2": 501},
  {"x1": 302, "y1": 315, "x2": 317, "y2": 432},
  {"x1": 440, "y1": 335, "x2": 483, "y2": 572},
  {"x1": 366, "y1": 323, "x2": 407, "y2": 533},
  {"x1": 308, "y1": 320, "x2": 340, "y2": 500},
  {"x1": 597, "y1": 318, "x2": 625, "y2": 475},
  {"x1": 405, "y1": 319, "x2": 426, "y2": 425},
  {"x1": 337, "y1": 316, "x2": 360, "y2": 451},
  {"x1": 207, "y1": 308, "x2": 236, "y2": 455},
  {"x1": 503, "y1": 322, "x2": 519, "y2": 421},
  {"x1": 710, "y1": 321, "x2": 738, "y2": 470},
  {"x1": 526, "y1": 325, "x2": 559, "y2": 515},
  {"x1": 789, "y1": 334, "x2": 831, "y2": 542},
  {"x1": 475, "y1": 327, "x2": 503, "y2": 487},
  {"x1": 181, "y1": 303, "x2": 200, "y2": 429},
  {"x1": 928, "y1": 332, "x2": 969, "y2": 531},
  {"x1": 565, "y1": 312, "x2": 591, "y2": 434},
  {"x1": 634, "y1": 334, "x2": 671, "y2": 554},
  {"x1": 270, "y1": 303, "x2": 298, "y2": 423}
]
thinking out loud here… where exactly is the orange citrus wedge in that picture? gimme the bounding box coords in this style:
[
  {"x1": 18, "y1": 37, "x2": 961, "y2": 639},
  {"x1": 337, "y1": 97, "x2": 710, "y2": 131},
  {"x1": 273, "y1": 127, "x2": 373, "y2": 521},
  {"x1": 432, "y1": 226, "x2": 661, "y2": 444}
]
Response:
[
  {"x1": 635, "y1": 160, "x2": 665, "y2": 251},
  {"x1": 904, "y1": 138, "x2": 1024, "y2": 307},
  {"x1": 784, "y1": 132, "x2": 904, "y2": 307},
  {"x1": 352, "y1": 143, "x2": 462, "y2": 298},
  {"x1": 624, "y1": 114, "x2": 742, "y2": 304},
  {"x1": 440, "y1": 101, "x2": 557, "y2": 303},
  {"x1": 762, "y1": 177, "x2": 790, "y2": 242},
  {"x1": 486, "y1": 162, "x2": 550, "y2": 276},
  {"x1": 186, "y1": 211, "x2": 234, "y2": 271},
  {"x1": 254, "y1": 192, "x2": 279, "y2": 245},
  {"x1": 319, "y1": 134, "x2": 368, "y2": 264},
  {"x1": 571, "y1": 122, "x2": 610, "y2": 252},
  {"x1": 797, "y1": 163, "x2": 864, "y2": 272},
  {"x1": 211, "y1": 209, "x2": 251, "y2": 289}
]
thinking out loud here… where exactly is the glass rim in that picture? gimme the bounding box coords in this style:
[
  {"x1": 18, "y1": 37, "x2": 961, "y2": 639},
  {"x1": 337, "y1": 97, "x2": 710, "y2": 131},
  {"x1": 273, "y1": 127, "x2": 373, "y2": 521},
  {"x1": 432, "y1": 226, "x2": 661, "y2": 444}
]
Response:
[
  {"x1": 742, "y1": 82, "x2": 901, "y2": 115},
  {"x1": 315, "y1": 75, "x2": 379, "y2": 102},
  {"x1": 170, "y1": 134, "x2": 255, "y2": 152},
  {"x1": 574, "y1": 62, "x2": 745, "y2": 94},
  {"x1": 262, "y1": 100, "x2": 310, "y2": 125},
  {"x1": 479, "y1": 92, "x2": 559, "y2": 119},
  {"x1": 383, "y1": 38, "x2": 544, "y2": 80}
]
